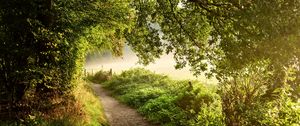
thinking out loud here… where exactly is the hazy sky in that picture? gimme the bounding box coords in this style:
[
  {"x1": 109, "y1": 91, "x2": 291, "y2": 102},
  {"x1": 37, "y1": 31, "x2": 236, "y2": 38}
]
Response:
[{"x1": 84, "y1": 45, "x2": 218, "y2": 84}]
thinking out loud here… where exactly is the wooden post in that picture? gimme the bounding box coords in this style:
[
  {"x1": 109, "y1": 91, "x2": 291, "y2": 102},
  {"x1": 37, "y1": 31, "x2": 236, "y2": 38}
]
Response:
[{"x1": 109, "y1": 68, "x2": 112, "y2": 76}]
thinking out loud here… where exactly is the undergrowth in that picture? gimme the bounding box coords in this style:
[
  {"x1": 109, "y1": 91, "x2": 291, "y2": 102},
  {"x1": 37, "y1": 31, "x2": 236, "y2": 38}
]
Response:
[
  {"x1": 95, "y1": 68, "x2": 224, "y2": 126},
  {"x1": 0, "y1": 80, "x2": 108, "y2": 126},
  {"x1": 72, "y1": 80, "x2": 108, "y2": 126}
]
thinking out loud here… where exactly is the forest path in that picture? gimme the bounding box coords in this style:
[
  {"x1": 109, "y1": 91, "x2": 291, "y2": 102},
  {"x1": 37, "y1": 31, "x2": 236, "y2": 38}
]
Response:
[{"x1": 92, "y1": 84, "x2": 157, "y2": 126}]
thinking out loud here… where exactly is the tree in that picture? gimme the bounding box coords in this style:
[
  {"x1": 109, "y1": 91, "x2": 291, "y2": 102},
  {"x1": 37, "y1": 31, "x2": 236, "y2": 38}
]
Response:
[
  {"x1": 126, "y1": 0, "x2": 300, "y2": 78},
  {"x1": 0, "y1": 0, "x2": 132, "y2": 120},
  {"x1": 125, "y1": 0, "x2": 300, "y2": 125}
]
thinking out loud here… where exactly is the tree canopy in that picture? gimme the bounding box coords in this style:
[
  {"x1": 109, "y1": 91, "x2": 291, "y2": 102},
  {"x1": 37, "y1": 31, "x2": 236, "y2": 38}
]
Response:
[
  {"x1": 126, "y1": 0, "x2": 300, "y2": 101},
  {"x1": 126, "y1": 0, "x2": 300, "y2": 77},
  {"x1": 125, "y1": 1, "x2": 300, "y2": 125},
  {"x1": 0, "y1": 0, "x2": 132, "y2": 120}
]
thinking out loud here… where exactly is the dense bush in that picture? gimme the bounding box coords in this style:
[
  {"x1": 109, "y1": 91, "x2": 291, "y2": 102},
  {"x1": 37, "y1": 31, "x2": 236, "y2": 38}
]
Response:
[
  {"x1": 89, "y1": 69, "x2": 112, "y2": 84},
  {"x1": 139, "y1": 95, "x2": 184, "y2": 125},
  {"x1": 101, "y1": 68, "x2": 224, "y2": 126},
  {"x1": 219, "y1": 62, "x2": 300, "y2": 126}
]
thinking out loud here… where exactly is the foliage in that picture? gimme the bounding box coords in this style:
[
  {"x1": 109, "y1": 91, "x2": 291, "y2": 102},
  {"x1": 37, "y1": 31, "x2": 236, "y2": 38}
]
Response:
[
  {"x1": 72, "y1": 80, "x2": 108, "y2": 126},
  {"x1": 0, "y1": 80, "x2": 108, "y2": 126},
  {"x1": 219, "y1": 61, "x2": 300, "y2": 126},
  {"x1": 124, "y1": 1, "x2": 300, "y2": 125},
  {"x1": 176, "y1": 86, "x2": 223, "y2": 126},
  {"x1": 101, "y1": 68, "x2": 224, "y2": 126},
  {"x1": 88, "y1": 69, "x2": 113, "y2": 84},
  {"x1": 1, "y1": 0, "x2": 299, "y2": 125},
  {"x1": 126, "y1": 0, "x2": 300, "y2": 78},
  {"x1": 0, "y1": 0, "x2": 132, "y2": 121},
  {"x1": 139, "y1": 95, "x2": 185, "y2": 126}
]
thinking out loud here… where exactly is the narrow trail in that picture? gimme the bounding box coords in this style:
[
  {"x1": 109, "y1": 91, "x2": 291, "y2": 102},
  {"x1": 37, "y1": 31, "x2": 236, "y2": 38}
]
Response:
[{"x1": 92, "y1": 84, "x2": 157, "y2": 126}]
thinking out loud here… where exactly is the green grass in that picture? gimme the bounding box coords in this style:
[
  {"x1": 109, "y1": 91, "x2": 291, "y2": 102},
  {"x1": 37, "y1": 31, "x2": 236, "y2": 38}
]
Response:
[
  {"x1": 38, "y1": 80, "x2": 108, "y2": 126},
  {"x1": 42, "y1": 80, "x2": 108, "y2": 126},
  {"x1": 72, "y1": 80, "x2": 108, "y2": 126},
  {"x1": 95, "y1": 68, "x2": 224, "y2": 126}
]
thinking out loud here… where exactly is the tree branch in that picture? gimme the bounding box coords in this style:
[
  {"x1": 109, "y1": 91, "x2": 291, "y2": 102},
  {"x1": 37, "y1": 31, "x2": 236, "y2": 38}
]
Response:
[{"x1": 167, "y1": 0, "x2": 204, "y2": 49}]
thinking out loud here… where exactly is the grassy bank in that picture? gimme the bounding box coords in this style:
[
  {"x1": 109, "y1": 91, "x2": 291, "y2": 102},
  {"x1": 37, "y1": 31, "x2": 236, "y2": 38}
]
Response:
[
  {"x1": 91, "y1": 68, "x2": 223, "y2": 126},
  {"x1": 72, "y1": 80, "x2": 108, "y2": 126},
  {"x1": 0, "y1": 80, "x2": 108, "y2": 126}
]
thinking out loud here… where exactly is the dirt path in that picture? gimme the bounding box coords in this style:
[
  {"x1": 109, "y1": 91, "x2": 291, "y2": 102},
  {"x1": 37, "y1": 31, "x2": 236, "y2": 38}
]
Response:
[{"x1": 92, "y1": 84, "x2": 157, "y2": 126}]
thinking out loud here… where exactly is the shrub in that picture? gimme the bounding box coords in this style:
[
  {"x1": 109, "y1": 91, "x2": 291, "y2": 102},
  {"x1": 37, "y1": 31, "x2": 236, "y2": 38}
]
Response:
[
  {"x1": 219, "y1": 62, "x2": 300, "y2": 126},
  {"x1": 90, "y1": 69, "x2": 112, "y2": 84},
  {"x1": 120, "y1": 87, "x2": 166, "y2": 107},
  {"x1": 101, "y1": 68, "x2": 224, "y2": 125},
  {"x1": 176, "y1": 86, "x2": 224, "y2": 126},
  {"x1": 139, "y1": 95, "x2": 184, "y2": 126}
]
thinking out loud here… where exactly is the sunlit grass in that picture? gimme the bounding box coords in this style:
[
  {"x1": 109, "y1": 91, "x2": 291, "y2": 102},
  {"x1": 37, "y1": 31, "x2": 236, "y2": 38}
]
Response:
[
  {"x1": 72, "y1": 80, "x2": 108, "y2": 126},
  {"x1": 0, "y1": 79, "x2": 108, "y2": 126}
]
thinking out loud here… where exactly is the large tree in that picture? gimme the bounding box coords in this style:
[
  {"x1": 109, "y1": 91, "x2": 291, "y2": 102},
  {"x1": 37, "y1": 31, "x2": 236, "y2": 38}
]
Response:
[
  {"x1": 125, "y1": 0, "x2": 300, "y2": 125},
  {"x1": 126, "y1": 0, "x2": 300, "y2": 79},
  {"x1": 0, "y1": 0, "x2": 132, "y2": 119}
]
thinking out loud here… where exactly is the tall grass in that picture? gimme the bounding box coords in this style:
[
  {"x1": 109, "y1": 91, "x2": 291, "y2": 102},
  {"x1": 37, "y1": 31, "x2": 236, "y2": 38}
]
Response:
[
  {"x1": 72, "y1": 80, "x2": 108, "y2": 126},
  {"x1": 42, "y1": 80, "x2": 108, "y2": 126}
]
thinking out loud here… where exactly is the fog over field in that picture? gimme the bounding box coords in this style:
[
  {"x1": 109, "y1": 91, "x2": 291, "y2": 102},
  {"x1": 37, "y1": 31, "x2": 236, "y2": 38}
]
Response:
[{"x1": 85, "y1": 45, "x2": 218, "y2": 84}]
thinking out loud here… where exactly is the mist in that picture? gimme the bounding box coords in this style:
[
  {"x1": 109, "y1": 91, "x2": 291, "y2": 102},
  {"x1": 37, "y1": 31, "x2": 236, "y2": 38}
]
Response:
[{"x1": 84, "y1": 45, "x2": 218, "y2": 84}]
